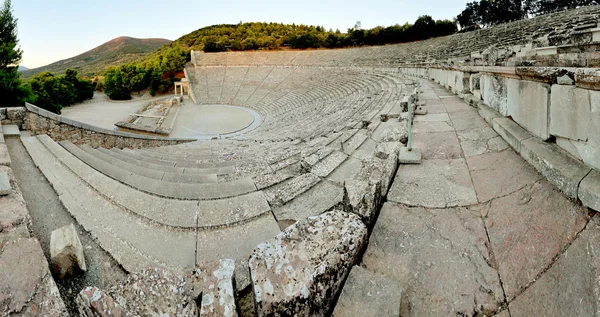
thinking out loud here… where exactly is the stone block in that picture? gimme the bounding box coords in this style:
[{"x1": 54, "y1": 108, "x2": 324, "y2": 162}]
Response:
[
  {"x1": 374, "y1": 142, "x2": 401, "y2": 159},
  {"x1": 0, "y1": 172, "x2": 10, "y2": 196},
  {"x1": 481, "y1": 74, "x2": 508, "y2": 115},
  {"x1": 478, "y1": 103, "x2": 503, "y2": 124},
  {"x1": 189, "y1": 259, "x2": 237, "y2": 316},
  {"x1": 6, "y1": 107, "x2": 26, "y2": 121},
  {"x1": 507, "y1": 79, "x2": 550, "y2": 140},
  {"x1": 550, "y1": 85, "x2": 590, "y2": 141},
  {"x1": 0, "y1": 143, "x2": 9, "y2": 166},
  {"x1": 575, "y1": 68, "x2": 600, "y2": 90},
  {"x1": 492, "y1": 117, "x2": 534, "y2": 153},
  {"x1": 249, "y1": 210, "x2": 367, "y2": 317},
  {"x1": 333, "y1": 266, "x2": 402, "y2": 317},
  {"x1": 1, "y1": 124, "x2": 19, "y2": 136},
  {"x1": 77, "y1": 287, "x2": 126, "y2": 317},
  {"x1": 520, "y1": 138, "x2": 591, "y2": 199},
  {"x1": 50, "y1": 223, "x2": 87, "y2": 278},
  {"x1": 0, "y1": 238, "x2": 68, "y2": 316},
  {"x1": 343, "y1": 179, "x2": 382, "y2": 228},
  {"x1": 579, "y1": 170, "x2": 600, "y2": 212}
]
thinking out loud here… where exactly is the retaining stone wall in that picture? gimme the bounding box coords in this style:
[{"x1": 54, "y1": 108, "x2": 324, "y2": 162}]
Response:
[
  {"x1": 23, "y1": 103, "x2": 195, "y2": 149},
  {"x1": 399, "y1": 65, "x2": 600, "y2": 212}
]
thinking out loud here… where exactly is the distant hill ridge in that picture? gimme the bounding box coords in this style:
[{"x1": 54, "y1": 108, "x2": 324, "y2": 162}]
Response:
[{"x1": 21, "y1": 36, "x2": 172, "y2": 79}]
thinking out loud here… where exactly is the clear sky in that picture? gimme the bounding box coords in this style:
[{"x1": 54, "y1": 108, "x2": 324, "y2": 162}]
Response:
[{"x1": 13, "y1": 0, "x2": 470, "y2": 68}]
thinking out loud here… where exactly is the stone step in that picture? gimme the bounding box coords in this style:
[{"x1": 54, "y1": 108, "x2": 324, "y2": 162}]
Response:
[
  {"x1": 310, "y1": 151, "x2": 348, "y2": 177},
  {"x1": 80, "y1": 144, "x2": 219, "y2": 184},
  {"x1": 23, "y1": 135, "x2": 281, "y2": 280},
  {"x1": 263, "y1": 172, "x2": 321, "y2": 207},
  {"x1": 59, "y1": 140, "x2": 257, "y2": 200},
  {"x1": 106, "y1": 148, "x2": 235, "y2": 175},
  {"x1": 35, "y1": 135, "x2": 271, "y2": 229}
]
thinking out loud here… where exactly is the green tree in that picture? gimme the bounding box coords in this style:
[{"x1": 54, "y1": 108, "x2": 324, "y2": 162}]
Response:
[
  {"x1": 103, "y1": 67, "x2": 131, "y2": 100},
  {"x1": 0, "y1": 0, "x2": 28, "y2": 107}
]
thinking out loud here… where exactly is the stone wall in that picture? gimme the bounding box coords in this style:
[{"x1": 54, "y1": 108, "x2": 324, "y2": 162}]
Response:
[
  {"x1": 0, "y1": 106, "x2": 27, "y2": 128},
  {"x1": 23, "y1": 103, "x2": 195, "y2": 149},
  {"x1": 400, "y1": 64, "x2": 600, "y2": 212}
]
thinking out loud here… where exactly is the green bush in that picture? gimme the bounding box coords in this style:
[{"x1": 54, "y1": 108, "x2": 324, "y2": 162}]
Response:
[{"x1": 24, "y1": 69, "x2": 94, "y2": 114}]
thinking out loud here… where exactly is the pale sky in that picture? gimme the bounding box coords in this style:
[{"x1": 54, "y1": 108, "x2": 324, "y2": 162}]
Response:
[{"x1": 13, "y1": 0, "x2": 470, "y2": 68}]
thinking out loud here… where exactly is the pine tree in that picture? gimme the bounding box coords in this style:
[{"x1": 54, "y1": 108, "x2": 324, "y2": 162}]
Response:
[{"x1": 0, "y1": 0, "x2": 27, "y2": 107}]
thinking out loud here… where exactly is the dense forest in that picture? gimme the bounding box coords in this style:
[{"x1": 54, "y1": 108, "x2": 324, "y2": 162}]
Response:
[{"x1": 457, "y1": 0, "x2": 599, "y2": 28}]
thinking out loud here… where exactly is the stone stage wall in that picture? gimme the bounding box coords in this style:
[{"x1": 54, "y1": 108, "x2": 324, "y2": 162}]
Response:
[{"x1": 399, "y1": 65, "x2": 600, "y2": 212}]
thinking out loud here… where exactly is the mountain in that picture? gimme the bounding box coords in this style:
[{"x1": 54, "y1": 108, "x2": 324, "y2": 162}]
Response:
[
  {"x1": 21, "y1": 36, "x2": 172, "y2": 79},
  {"x1": 18, "y1": 65, "x2": 28, "y2": 72}
]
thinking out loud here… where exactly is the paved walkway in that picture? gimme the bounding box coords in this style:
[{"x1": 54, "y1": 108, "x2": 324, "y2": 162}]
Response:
[{"x1": 360, "y1": 79, "x2": 598, "y2": 316}]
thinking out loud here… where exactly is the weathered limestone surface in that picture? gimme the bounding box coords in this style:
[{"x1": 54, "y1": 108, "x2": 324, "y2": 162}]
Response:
[
  {"x1": 362, "y1": 202, "x2": 504, "y2": 317},
  {"x1": 0, "y1": 238, "x2": 68, "y2": 316},
  {"x1": 249, "y1": 210, "x2": 367, "y2": 317},
  {"x1": 343, "y1": 179, "x2": 382, "y2": 228},
  {"x1": 491, "y1": 117, "x2": 533, "y2": 153},
  {"x1": 108, "y1": 268, "x2": 198, "y2": 316},
  {"x1": 77, "y1": 262, "x2": 237, "y2": 317},
  {"x1": 482, "y1": 180, "x2": 590, "y2": 301},
  {"x1": 467, "y1": 150, "x2": 543, "y2": 203},
  {"x1": 0, "y1": 172, "x2": 10, "y2": 196},
  {"x1": 507, "y1": 79, "x2": 550, "y2": 140},
  {"x1": 190, "y1": 259, "x2": 237, "y2": 317},
  {"x1": 357, "y1": 154, "x2": 398, "y2": 193},
  {"x1": 579, "y1": 170, "x2": 600, "y2": 212},
  {"x1": 481, "y1": 74, "x2": 508, "y2": 115},
  {"x1": 520, "y1": 137, "x2": 591, "y2": 199},
  {"x1": 50, "y1": 223, "x2": 87, "y2": 278},
  {"x1": 0, "y1": 166, "x2": 31, "y2": 243},
  {"x1": 509, "y1": 215, "x2": 600, "y2": 316},
  {"x1": 77, "y1": 287, "x2": 127, "y2": 317},
  {"x1": 550, "y1": 85, "x2": 590, "y2": 141},
  {"x1": 388, "y1": 158, "x2": 478, "y2": 208},
  {"x1": 333, "y1": 266, "x2": 402, "y2": 317},
  {"x1": 457, "y1": 126, "x2": 509, "y2": 157},
  {"x1": 0, "y1": 143, "x2": 10, "y2": 167},
  {"x1": 413, "y1": 131, "x2": 463, "y2": 160}
]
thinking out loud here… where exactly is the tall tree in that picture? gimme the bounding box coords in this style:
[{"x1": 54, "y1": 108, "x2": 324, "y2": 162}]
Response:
[{"x1": 0, "y1": 0, "x2": 27, "y2": 106}]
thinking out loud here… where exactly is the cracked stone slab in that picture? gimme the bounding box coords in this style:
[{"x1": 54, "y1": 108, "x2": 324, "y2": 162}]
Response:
[
  {"x1": 249, "y1": 210, "x2": 367, "y2": 316},
  {"x1": 388, "y1": 158, "x2": 477, "y2": 208},
  {"x1": 413, "y1": 131, "x2": 463, "y2": 160},
  {"x1": 508, "y1": 215, "x2": 600, "y2": 316},
  {"x1": 362, "y1": 202, "x2": 504, "y2": 317},
  {"x1": 0, "y1": 172, "x2": 9, "y2": 196},
  {"x1": 0, "y1": 238, "x2": 68, "y2": 316},
  {"x1": 457, "y1": 126, "x2": 509, "y2": 157},
  {"x1": 467, "y1": 150, "x2": 543, "y2": 203},
  {"x1": 449, "y1": 109, "x2": 490, "y2": 131},
  {"x1": 482, "y1": 180, "x2": 590, "y2": 301},
  {"x1": 333, "y1": 265, "x2": 402, "y2": 317}
]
